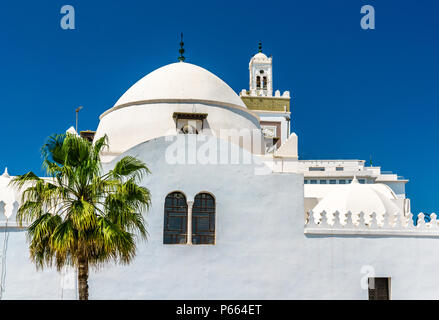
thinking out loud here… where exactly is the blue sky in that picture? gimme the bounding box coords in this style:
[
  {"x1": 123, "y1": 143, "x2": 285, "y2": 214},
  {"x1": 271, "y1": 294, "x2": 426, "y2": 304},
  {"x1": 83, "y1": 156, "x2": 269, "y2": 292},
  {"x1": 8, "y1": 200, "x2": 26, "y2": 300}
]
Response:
[{"x1": 0, "y1": 0, "x2": 438, "y2": 213}]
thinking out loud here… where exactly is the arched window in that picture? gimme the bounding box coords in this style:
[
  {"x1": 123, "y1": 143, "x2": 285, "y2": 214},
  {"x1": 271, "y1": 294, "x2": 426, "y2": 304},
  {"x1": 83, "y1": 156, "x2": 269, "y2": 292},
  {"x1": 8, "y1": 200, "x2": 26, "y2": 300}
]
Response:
[
  {"x1": 192, "y1": 193, "x2": 215, "y2": 244},
  {"x1": 164, "y1": 192, "x2": 188, "y2": 244},
  {"x1": 256, "y1": 76, "x2": 261, "y2": 89},
  {"x1": 262, "y1": 76, "x2": 267, "y2": 89},
  {"x1": 180, "y1": 124, "x2": 198, "y2": 134}
]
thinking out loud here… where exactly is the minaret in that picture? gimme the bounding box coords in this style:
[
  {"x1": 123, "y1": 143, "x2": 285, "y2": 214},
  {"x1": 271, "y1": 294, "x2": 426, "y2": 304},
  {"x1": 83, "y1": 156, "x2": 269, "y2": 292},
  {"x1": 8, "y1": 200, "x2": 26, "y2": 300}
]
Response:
[
  {"x1": 240, "y1": 42, "x2": 293, "y2": 153},
  {"x1": 248, "y1": 41, "x2": 273, "y2": 97}
]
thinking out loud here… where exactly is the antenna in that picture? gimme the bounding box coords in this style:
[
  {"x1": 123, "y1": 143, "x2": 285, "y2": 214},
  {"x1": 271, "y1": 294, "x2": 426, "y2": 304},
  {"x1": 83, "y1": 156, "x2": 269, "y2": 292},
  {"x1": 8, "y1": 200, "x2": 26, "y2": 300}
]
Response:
[{"x1": 75, "y1": 106, "x2": 83, "y2": 133}]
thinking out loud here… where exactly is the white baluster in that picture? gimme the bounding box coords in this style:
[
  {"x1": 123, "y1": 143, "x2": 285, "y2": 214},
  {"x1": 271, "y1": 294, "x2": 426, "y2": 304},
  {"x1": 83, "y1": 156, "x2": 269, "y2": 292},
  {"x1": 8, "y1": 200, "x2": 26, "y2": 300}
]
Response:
[
  {"x1": 417, "y1": 213, "x2": 426, "y2": 230},
  {"x1": 430, "y1": 213, "x2": 438, "y2": 229},
  {"x1": 320, "y1": 211, "x2": 330, "y2": 228},
  {"x1": 369, "y1": 212, "x2": 378, "y2": 229},
  {"x1": 313, "y1": 210, "x2": 322, "y2": 225},
  {"x1": 345, "y1": 211, "x2": 354, "y2": 228}
]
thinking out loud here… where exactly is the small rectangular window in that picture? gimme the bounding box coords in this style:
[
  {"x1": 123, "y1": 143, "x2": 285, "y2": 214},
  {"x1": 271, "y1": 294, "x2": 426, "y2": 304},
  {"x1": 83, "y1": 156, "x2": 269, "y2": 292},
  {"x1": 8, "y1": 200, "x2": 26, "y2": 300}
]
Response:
[
  {"x1": 304, "y1": 180, "x2": 308, "y2": 184},
  {"x1": 329, "y1": 180, "x2": 336, "y2": 184},
  {"x1": 310, "y1": 180, "x2": 317, "y2": 184},
  {"x1": 368, "y1": 278, "x2": 390, "y2": 300},
  {"x1": 359, "y1": 179, "x2": 366, "y2": 184},
  {"x1": 309, "y1": 167, "x2": 325, "y2": 172},
  {"x1": 336, "y1": 167, "x2": 344, "y2": 171},
  {"x1": 319, "y1": 180, "x2": 327, "y2": 184},
  {"x1": 339, "y1": 180, "x2": 346, "y2": 184}
]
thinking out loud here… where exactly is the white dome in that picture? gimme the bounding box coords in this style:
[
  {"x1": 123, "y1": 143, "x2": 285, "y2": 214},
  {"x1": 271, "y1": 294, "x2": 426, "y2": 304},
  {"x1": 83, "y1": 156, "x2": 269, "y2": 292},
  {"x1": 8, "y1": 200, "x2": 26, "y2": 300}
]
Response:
[
  {"x1": 312, "y1": 178, "x2": 400, "y2": 216},
  {"x1": 370, "y1": 183, "x2": 398, "y2": 199},
  {"x1": 250, "y1": 52, "x2": 271, "y2": 64},
  {"x1": 107, "y1": 62, "x2": 246, "y2": 114},
  {"x1": 253, "y1": 52, "x2": 268, "y2": 60},
  {"x1": 94, "y1": 61, "x2": 261, "y2": 161}
]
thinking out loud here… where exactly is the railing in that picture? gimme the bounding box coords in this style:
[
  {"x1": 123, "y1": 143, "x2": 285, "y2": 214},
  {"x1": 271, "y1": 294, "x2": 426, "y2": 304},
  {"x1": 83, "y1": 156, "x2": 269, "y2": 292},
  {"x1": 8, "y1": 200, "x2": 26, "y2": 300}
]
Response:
[{"x1": 305, "y1": 210, "x2": 439, "y2": 236}]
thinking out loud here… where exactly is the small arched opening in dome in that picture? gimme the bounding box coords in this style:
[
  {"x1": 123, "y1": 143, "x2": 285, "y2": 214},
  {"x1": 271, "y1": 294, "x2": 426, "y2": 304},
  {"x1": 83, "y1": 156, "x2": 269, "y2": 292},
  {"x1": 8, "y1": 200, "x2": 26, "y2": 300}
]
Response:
[{"x1": 180, "y1": 124, "x2": 198, "y2": 135}]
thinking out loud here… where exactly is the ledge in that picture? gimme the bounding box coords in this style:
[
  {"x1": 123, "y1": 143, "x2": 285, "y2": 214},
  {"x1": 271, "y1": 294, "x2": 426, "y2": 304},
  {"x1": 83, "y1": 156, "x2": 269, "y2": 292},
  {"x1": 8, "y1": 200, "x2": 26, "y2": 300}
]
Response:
[
  {"x1": 304, "y1": 228, "x2": 439, "y2": 237},
  {"x1": 305, "y1": 211, "x2": 439, "y2": 237}
]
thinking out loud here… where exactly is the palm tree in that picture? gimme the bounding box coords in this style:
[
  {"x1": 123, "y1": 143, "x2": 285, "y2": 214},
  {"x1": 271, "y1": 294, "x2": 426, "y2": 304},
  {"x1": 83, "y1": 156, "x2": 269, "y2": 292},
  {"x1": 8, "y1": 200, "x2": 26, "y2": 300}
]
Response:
[{"x1": 10, "y1": 133, "x2": 151, "y2": 300}]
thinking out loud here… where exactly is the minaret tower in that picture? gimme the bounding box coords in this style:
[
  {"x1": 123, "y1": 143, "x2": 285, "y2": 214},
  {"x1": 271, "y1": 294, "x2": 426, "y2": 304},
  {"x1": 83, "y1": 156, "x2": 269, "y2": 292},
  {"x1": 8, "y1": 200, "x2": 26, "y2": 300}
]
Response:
[
  {"x1": 240, "y1": 42, "x2": 293, "y2": 154},
  {"x1": 248, "y1": 42, "x2": 273, "y2": 96}
]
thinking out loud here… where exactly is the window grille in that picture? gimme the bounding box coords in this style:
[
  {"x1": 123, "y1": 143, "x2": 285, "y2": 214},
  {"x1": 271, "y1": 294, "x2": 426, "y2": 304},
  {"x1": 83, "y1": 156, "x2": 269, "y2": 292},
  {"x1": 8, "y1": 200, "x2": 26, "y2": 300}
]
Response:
[
  {"x1": 192, "y1": 193, "x2": 215, "y2": 245},
  {"x1": 164, "y1": 192, "x2": 188, "y2": 244}
]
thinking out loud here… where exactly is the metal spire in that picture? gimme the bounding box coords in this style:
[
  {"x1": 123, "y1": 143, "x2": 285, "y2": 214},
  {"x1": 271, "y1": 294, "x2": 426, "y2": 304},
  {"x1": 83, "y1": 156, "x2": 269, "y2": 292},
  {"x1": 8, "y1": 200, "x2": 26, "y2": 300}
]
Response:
[
  {"x1": 75, "y1": 106, "x2": 83, "y2": 133},
  {"x1": 258, "y1": 41, "x2": 262, "y2": 53},
  {"x1": 178, "y1": 33, "x2": 185, "y2": 62}
]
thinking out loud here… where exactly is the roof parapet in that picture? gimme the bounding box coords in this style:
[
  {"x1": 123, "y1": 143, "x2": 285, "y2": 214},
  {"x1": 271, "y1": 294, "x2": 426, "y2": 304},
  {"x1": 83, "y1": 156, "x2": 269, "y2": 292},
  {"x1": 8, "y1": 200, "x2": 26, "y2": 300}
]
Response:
[{"x1": 305, "y1": 211, "x2": 439, "y2": 237}]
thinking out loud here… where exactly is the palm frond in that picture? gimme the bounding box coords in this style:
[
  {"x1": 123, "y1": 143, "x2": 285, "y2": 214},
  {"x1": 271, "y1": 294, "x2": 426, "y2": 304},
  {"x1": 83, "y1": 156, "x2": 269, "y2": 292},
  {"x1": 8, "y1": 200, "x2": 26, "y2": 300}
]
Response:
[
  {"x1": 13, "y1": 132, "x2": 151, "y2": 275},
  {"x1": 109, "y1": 156, "x2": 151, "y2": 182}
]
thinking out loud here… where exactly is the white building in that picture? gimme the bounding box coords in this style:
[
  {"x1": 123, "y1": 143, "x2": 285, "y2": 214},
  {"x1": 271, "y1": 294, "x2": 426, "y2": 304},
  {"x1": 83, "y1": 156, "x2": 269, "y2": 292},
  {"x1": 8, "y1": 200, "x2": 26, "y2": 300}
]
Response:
[{"x1": 0, "y1": 45, "x2": 437, "y2": 300}]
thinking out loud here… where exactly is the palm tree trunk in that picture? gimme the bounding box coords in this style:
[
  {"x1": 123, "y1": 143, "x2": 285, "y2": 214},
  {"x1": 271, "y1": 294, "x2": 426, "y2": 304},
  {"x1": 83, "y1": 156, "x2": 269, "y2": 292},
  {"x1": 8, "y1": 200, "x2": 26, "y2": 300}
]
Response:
[{"x1": 78, "y1": 258, "x2": 89, "y2": 300}]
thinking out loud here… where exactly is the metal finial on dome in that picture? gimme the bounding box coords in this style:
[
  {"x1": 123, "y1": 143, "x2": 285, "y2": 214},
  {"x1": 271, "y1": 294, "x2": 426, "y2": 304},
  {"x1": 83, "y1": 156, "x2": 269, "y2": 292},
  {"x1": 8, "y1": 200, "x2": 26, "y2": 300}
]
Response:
[
  {"x1": 258, "y1": 41, "x2": 262, "y2": 53},
  {"x1": 178, "y1": 33, "x2": 185, "y2": 62}
]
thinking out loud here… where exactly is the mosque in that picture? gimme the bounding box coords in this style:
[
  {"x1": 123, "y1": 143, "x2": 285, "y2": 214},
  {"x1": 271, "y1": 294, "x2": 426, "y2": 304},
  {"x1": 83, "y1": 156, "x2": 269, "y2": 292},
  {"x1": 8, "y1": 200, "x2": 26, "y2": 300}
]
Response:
[{"x1": 0, "y1": 42, "x2": 438, "y2": 300}]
